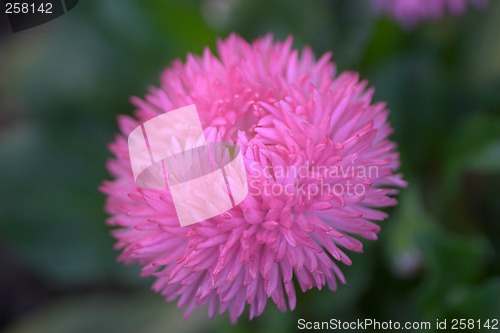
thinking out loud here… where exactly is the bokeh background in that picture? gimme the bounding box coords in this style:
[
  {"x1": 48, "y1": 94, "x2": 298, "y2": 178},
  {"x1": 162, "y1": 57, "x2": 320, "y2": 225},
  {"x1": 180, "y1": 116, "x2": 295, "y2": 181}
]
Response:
[{"x1": 1, "y1": 0, "x2": 499, "y2": 332}]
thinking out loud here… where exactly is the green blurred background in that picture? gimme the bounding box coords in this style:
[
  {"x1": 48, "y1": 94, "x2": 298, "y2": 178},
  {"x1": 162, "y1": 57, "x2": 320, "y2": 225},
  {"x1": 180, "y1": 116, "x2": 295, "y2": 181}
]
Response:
[{"x1": 1, "y1": 0, "x2": 499, "y2": 332}]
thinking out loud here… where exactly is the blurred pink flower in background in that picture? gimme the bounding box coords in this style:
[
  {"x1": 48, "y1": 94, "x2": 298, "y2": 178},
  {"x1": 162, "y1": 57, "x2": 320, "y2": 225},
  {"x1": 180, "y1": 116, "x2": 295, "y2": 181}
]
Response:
[
  {"x1": 372, "y1": 0, "x2": 488, "y2": 27},
  {"x1": 100, "y1": 34, "x2": 406, "y2": 322}
]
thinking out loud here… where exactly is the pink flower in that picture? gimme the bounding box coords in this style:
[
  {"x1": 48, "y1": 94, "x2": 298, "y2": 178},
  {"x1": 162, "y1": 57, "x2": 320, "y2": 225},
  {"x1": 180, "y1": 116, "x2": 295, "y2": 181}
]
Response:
[
  {"x1": 372, "y1": 0, "x2": 487, "y2": 27},
  {"x1": 100, "y1": 34, "x2": 406, "y2": 322}
]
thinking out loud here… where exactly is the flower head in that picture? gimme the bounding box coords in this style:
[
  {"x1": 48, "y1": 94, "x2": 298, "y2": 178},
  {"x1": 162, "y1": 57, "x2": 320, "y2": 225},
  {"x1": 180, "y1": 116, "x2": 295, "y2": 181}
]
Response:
[
  {"x1": 101, "y1": 34, "x2": 406, "y2": 322},
  {"x1": 372, "y1": 0, "x2": 487, "y2": 27}
]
